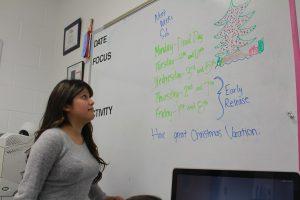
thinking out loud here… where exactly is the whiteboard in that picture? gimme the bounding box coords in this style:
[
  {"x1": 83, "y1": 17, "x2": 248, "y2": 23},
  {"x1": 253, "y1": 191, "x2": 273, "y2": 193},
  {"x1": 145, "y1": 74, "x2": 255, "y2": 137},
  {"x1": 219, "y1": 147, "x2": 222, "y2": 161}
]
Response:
[{"x1": 90, "y1": 0, "x2": 299, "y2": 199}]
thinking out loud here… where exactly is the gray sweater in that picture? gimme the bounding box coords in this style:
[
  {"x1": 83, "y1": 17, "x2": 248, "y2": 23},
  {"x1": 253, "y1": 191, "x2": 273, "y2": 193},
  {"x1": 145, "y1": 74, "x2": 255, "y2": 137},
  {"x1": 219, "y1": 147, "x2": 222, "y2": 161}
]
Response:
[{"x1": 14, "y1": 128, "x2": 107, "y2": 200}]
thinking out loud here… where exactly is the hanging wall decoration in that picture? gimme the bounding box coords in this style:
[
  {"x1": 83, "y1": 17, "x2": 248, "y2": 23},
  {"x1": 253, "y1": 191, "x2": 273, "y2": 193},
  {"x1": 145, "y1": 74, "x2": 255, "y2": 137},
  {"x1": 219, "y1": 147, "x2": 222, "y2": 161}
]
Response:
[
  {"x1": 63, "y1": 18, "x2": 82, "y2": 56},
  {"x1": 67, "y1": 61, "x2": 84, "y2": 80}
]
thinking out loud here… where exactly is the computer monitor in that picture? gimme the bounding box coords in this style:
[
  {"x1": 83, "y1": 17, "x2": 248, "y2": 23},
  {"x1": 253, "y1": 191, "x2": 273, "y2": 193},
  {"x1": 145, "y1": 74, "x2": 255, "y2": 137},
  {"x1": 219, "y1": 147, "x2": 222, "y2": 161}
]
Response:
[{"x1": 171, "y1": 168, "x2": 300, "y2": 200}]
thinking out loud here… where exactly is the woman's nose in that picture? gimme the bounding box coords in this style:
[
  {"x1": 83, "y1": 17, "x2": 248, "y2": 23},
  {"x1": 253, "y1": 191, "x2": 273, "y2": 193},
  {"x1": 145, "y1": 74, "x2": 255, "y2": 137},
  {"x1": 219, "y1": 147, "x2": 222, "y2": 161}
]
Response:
[{"x1": 90, "y1": 98, "x2": 94, "y2": 105}]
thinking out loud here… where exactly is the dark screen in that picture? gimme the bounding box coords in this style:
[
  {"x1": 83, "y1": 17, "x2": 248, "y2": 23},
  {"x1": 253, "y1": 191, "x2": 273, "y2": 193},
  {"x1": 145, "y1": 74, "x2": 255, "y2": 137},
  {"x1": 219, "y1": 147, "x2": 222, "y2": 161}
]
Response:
[{"x1": 176, "y1": 174, "x2": 294, "y2": 200}]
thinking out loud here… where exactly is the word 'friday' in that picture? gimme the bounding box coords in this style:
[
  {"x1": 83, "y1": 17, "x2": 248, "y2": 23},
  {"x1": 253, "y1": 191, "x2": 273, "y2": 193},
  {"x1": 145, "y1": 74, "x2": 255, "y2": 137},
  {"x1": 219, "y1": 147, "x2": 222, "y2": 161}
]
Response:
[{"x1": 94, "y1": 106, "x2": 113, "y2": 117}]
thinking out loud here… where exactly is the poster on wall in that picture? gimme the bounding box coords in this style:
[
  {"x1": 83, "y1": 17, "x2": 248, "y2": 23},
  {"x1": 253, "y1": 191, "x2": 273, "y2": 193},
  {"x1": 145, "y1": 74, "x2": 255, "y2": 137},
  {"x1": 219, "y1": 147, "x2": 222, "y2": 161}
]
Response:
[
  {"x1": 63, "y1": 18, "x2": 81, "y2": 56},
  {"x1": 67, "y1": 61, "x2": 84, "y2": 80}
]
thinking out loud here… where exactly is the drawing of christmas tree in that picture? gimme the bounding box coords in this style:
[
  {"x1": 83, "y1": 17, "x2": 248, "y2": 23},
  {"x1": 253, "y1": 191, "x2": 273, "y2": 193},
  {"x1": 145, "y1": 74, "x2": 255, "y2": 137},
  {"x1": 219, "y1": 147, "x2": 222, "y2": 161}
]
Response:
[{"x1": 214, "y1": 0, "x2": 257, "y2": 65}]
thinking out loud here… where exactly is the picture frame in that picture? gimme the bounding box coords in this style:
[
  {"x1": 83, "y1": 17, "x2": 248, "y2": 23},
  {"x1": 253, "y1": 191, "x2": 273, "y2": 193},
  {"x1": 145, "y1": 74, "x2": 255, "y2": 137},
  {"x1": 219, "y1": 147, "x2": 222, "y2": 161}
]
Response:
[
  {"x1": 67, "y1": 61, "x2": 84, "y2": 80},
  {"x1": 63, "y1": 18, "x2": 81, "y2": 56}
]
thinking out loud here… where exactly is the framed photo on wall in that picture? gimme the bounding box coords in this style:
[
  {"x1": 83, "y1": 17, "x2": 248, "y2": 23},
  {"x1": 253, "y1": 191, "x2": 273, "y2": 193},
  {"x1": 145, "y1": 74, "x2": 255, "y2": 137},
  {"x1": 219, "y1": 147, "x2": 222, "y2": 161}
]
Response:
[
  {"x1": 67, "y1": 61, "x2": 84, "y2": 80},
  {"x1": 63, "y1": 18, "x2": 81, "y2": 56}
]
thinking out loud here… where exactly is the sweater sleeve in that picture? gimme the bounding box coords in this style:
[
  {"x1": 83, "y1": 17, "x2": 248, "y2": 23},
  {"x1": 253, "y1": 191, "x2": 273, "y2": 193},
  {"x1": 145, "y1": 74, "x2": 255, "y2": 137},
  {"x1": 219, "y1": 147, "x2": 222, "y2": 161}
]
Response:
[
  {"x1": 13, "y1": 129, "x2": 63, "y2": 200},
  {"x1": 88, "y1": 184, "x2": 107, "y2": 200}
]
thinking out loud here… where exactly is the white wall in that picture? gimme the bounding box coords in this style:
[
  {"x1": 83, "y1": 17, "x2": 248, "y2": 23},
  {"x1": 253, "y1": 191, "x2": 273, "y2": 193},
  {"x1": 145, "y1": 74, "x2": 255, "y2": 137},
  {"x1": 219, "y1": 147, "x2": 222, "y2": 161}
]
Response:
[{"x1": 0, "y1": 0, "x2": 59, "y2": 133}]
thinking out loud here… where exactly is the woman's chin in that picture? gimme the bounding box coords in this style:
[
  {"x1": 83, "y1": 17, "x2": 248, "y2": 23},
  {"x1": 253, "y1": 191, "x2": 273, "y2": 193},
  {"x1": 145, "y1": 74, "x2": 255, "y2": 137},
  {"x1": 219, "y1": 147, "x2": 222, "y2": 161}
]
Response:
[{"x1": 90, "y1": 114, "x2": 95, "y2": 120}]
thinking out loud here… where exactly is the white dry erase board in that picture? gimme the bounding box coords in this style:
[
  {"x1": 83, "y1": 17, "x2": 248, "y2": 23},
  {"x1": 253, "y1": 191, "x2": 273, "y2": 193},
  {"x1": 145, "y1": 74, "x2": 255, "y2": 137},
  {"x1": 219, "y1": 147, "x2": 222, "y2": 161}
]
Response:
[{"x1": 90, "y1": 0, "x2": 300, "y2": 199}]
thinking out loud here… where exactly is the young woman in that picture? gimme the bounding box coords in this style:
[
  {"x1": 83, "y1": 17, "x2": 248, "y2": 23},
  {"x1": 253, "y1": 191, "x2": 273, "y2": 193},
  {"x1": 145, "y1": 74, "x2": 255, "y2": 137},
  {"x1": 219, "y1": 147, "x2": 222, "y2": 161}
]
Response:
[{"x1": 14, "y1": 79, "x2": 123, "y2": 200}]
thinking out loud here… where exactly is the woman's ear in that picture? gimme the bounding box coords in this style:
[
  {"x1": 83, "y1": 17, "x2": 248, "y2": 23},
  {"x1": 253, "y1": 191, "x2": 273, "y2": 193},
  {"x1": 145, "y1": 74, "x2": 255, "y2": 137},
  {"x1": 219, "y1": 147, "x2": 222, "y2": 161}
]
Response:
[{"x1": 63, "y1": 105, "x2": 71, "y2": 112}]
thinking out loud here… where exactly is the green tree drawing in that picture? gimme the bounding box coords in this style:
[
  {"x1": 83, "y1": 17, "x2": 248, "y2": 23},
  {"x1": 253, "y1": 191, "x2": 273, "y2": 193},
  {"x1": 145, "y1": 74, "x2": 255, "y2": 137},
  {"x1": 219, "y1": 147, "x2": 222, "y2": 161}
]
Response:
[{"x1": 214, "y1": 0, "x2": 256, "y2": 60}]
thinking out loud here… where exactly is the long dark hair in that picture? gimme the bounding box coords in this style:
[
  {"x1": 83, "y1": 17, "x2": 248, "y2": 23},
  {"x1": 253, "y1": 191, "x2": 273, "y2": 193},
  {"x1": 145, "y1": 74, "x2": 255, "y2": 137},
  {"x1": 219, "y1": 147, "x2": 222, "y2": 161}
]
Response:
[{"x1": 35, "y1": 79, "x2": 107, "y2": 183}]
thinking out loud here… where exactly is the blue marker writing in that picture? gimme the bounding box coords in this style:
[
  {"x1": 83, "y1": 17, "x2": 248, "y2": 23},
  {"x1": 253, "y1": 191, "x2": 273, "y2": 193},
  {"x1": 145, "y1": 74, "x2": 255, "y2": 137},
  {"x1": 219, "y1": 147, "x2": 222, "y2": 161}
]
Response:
[{"x1": 214, "y1": 76, "x2": 225, "y2": 120}]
